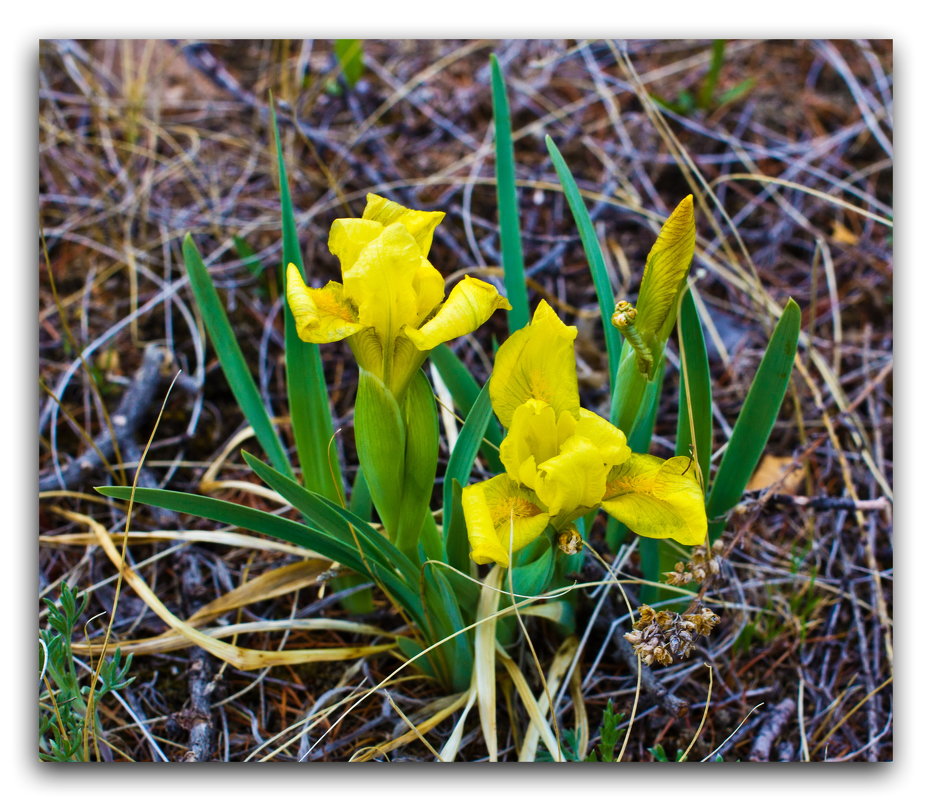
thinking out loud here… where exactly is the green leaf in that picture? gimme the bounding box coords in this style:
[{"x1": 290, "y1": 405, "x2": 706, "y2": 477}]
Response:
[
  {"x1": 718, "y1": 78, "x2": 755, "y2": 106},
  {"x1": 675, "y1": 287, "x2": 712, "y2": 492},
  {"x1": 592, "y1": 699, "x2": 625, "y2": 761},
  {"x1": 508, "y1": 534, "x2": 556, "y2": 599},
  {"x1": 330, "y1": 572, "x2": 374, "y2": 615},
  {"x1": 444, "y1": 480, "x2": 472, "y2": 586},
  {"x1": 232, "y1": 235, "x2": 265, "y2": 280},
  {"x1": 495, "y1": 534, "x2": 556, "y2": 647},
  {"x1": 96, "y1": 485, "x2": 354, "y2": 576},
  {"x1": 396, "y1": 635, "x2": 439, "y2": 681},
  {"x1": 349, "y1": 467, "x2": 372, "y2": 523},
  {"x1": 545, "y1": 135, "x2": 620, "y2": 385},
  {"x1": 181, "y1": 234, "x2": 293, "y2": 478},
  {"x1": 697, "y1": 39, "x2": 726, "y2": 110},
  {"x1": 707, "y1": 299, "x2": 801, "y2": 541},
  {"x1": 354, "y1": 370, "x2": 440, "y2": 562},
  {"x1": 423, "y1": 564, "x2": 474, "y2": 692},
  {"x1": 442, "y1": 382, "x2": 494, "y2": 568},
  {"x1": 653, "y1": 289, "x2": 711, "y2": 601},
  {"x1": 354, "y1": 368, "x2": 406, "y2": 537},
  {"x1": 630, "y1": 362, "x2": 670, "y2": 600},
  {"x1": 610, "y1": 343, "x2": 650, "y2": 436},
  {"x1": 438, "y1": 524, "x2": 480, "y2": 616},
  {"x1": 334, "y1": 39, "x2": 364, "y2": 89},
  {"x1": 398, "y1": 371, "x2": 440, "y2": 559},
  {"x1": 429, "y1": 343, "x2": 503, "y2": 471},
  {"x1": 96, "y1": 483, "x2": 424, "y2": 623},
  {"x1": 241, "y1": 451, "x2": 417, "y2": 584},
  {"x1": 271, "y1": 102, "x2": 342, "y2": 502},
  {"x1": 490, "y1": 54, "x2": 530, "y2": 332},
  {"x1": 627, "y1": 362, "x2": 664, "y2": 454}
]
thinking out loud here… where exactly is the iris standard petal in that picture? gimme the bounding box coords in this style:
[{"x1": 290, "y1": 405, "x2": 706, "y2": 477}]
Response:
[
  {"x1": 285, "y1": 264, "x2": 364, "y2": 343},
  {"x1": 499, "y1": 399, "x2": 559, "y2": 485},
  {"x1": 403, "y1": 275, "x2": 511, "y2": 352},
  {"x1": 601, "y1": 453, "x2": 707, "y2": 546},
  {"x1": 362, "y1": 193, "x2": 445, "y2": 256},
  {"x1": 576, "y1": 408, "x2": 632, "y2": 467},
  {"x1": 411, "y1": 260, "x2": 446, "y2": 327},
  {"x1": 489, "y1": 300, "x2": 580, "y2": 429},
  {"x1": 535, "y1": 435, "x2": 609, "y2": 519},
  {"x1": 462, "y1": 474, "x2": 550, "y2": 567},
  {"x1": 328, "y1": 218, "x2": 384, "y2": 276},
  {"x1": 341, "y1": 223, "x2": 423, "y2": 344}
]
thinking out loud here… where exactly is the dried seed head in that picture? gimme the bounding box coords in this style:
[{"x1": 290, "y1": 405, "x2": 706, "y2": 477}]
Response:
[
  {"x1": 652, "y1": 646, "x2": 673, "y2": 666},
  {"x1": 683, "y1": 607, "x2": 720, "y2": 637},
  {"x1": 624, "y1": 603, "x2": 721, "y2": 667},
  {"x1": 663, "y1": 542, "x2": 725, "y2": 587},
  {"x1": 557, "y1": 525, "x2": 583, "y2": 555}
]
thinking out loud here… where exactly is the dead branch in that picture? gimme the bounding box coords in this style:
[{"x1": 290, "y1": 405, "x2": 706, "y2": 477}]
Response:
[
  {"x1": 39, "y1": 344, "x2": 193, "y2": 507},
  {"x1": 748, "y1": 697, "x2": 796, "y2": 761}
]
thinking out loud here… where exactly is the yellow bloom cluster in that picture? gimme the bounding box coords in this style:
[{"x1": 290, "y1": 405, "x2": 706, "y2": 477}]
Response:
[
  {"x1": 286, "y1": 194, "x2": 511, "y2": 396},
  {"x1": 464, "y1": 301, "x2": 707, "y2": 567}
]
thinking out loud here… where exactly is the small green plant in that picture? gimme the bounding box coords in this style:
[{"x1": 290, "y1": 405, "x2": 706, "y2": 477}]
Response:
[
  {"x1": 649, "y1": 743, "x2": 729, "y2": 762},
  {"x1": 39, "y1": 584, "x2": 135, "y2": 761},
  {"x1": 584, "y1": 699, "x2": 626, "y2": 761},
  {"x1": 648, "y1": 743, "x2": 686, "y2": 762},
  {"x1": 534, "y1": 700, "x2": 626, "y2": 762},
  {"x1": 328, "y1": 39, "x2": 365, "y2": 93},
  {"x1": 652, "y1": 40, "x2": 755, "y2": 116}
]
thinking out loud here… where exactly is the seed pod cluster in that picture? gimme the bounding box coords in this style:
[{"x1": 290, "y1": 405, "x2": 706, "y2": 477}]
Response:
[
  {"x1": 623, "y1": 605, "x2": 720, "y2": 666},
  {"x1": 663, "y1": 540, "x2": 725, "y2": 587}
]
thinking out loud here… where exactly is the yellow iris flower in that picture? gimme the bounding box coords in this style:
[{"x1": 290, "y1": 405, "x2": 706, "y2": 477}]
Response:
[
  {"x1": 286, "y1": 194, "x2": 511, "y2": 396},
  {"x1": 464, "y1": 301, "x2": 707, "y2": 567}
]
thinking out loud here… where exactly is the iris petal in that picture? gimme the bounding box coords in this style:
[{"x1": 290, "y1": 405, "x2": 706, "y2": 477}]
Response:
[
  {"x1": 362, "y1": 193, "x2": 445, "y2": 256},
  {"x1": 601, "y1": 454, "x2": 707, "y2": 546},
  {"x1": 341, "y1": 223, "x2": 422, "y2": 344},
  {"x1": 285, "y1": 264, "x2": 364, "y2": 343},
  {"x1": 462, "y1": 474, "x2": 550, "y2": 567},
  {"x1": 489, "y1": 301, "x2": 580, "y2": 429},
  {"x1": 535, "y1": 435, "x2": 609, "y2": 518},
  {"x1": 635, "y1": 195, "x2": 696, "y2": 342},
  {"x1": 411, "y1": 261, "x2": 446, "y2": 327},
  {"x1": 576, "y1": 409, "x2": 632, "y2": 466},
  {"x1": 328, "y1": 218, "x2": 384, "y2": 276},
  {"x1": 499, "y1": 399, "x2": 559, "y2": 485},
  {"x1": 404, "y1": 276, "x2": 511, "y2": 352}
]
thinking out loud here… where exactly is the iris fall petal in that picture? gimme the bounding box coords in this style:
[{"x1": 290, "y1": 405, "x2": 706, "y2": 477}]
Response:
[
  {"x1": 462, "y1": 474, "x2": 550, "y2": 567},
  {"x1": 601, "y1": 453, "x2": 707, "y2": 546},
  {"x1": 286, "y1": 265, "x2": 364, "y2": 343},
  {"x1": 404, "y1": 275, "x2": 511, "y2": 352}
]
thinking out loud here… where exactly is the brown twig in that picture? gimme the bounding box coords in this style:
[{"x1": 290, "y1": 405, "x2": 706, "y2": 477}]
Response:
[
  {"x1": 178, "y1": 548, "x2": 217, "y2": 762},
  {"x1": 181, "y1": 654, "x2": 216, "y2": 762},
  {"x1": 740, "y1": 491, "x2": 890, "y2": 513},
  {"x1": 748, "y1": 697, "x2": 796, "y2": 761},
  {"x1": 40, "y1": 344, "x2": 193, "y2": 512}
]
